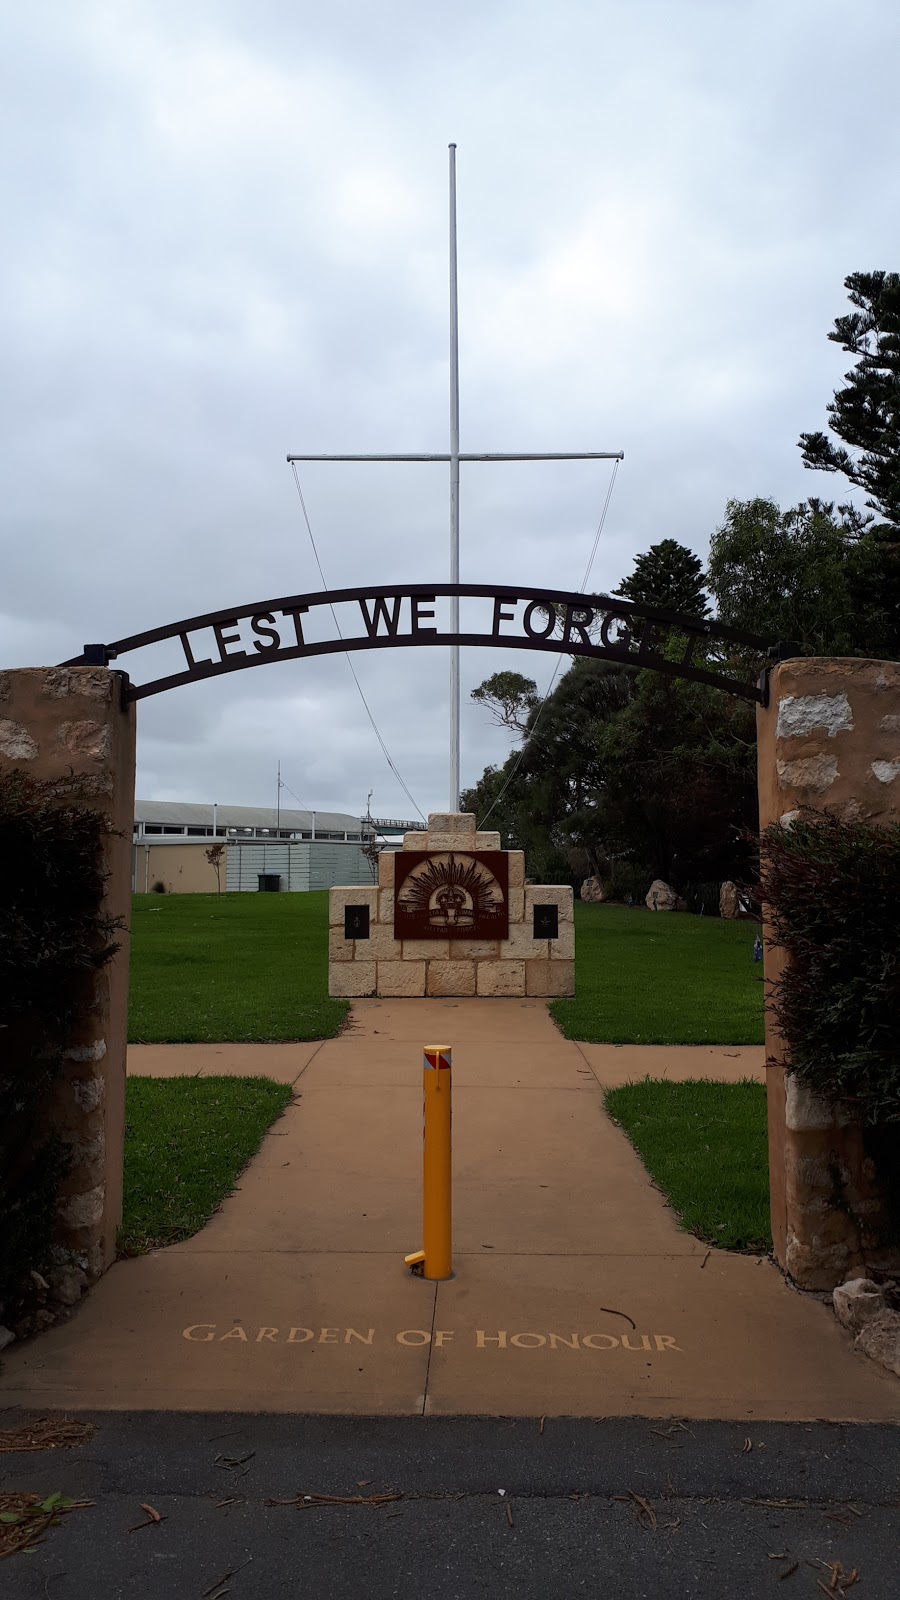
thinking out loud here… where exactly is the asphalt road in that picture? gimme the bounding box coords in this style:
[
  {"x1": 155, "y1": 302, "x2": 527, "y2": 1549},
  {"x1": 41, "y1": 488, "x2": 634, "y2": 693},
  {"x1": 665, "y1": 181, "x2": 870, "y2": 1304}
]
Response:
[{"x1": 1, "y1": 1411, "x2": 898, "y2": 1598}]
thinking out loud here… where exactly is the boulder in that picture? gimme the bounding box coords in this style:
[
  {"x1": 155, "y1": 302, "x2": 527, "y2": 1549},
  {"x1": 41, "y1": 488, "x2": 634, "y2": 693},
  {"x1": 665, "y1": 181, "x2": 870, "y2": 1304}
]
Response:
[
  {"x1": 645, "y1": 879, "x2": 678, "y2": 912},
  {"x1": 49, "y1": 1266, "x2": 87, "y2": 1308},
  {"x1": 720, "y1": 881, "x2": 739, "y2": 919},
  {"x1": 580, "y1": 876, "x2": 605, "y2": 904},
  {"x1": 833, "y1": 1277, "x2": 886, "y2": 1332},
  {"x1": 857, "y1": 1310, "x2": 900, "y2": 1378}
]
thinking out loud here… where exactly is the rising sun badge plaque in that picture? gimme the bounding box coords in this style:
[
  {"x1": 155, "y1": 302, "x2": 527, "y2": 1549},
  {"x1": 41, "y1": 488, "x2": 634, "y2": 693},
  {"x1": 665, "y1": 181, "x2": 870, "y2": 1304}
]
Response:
[{"x1": 394, "y1": 852, "x2": 510, "y2": 940}]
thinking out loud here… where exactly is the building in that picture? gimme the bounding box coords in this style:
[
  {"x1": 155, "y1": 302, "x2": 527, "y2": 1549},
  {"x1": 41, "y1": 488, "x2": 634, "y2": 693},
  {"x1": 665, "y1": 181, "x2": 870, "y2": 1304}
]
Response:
[{"x1": 132, "y1": 801, "x2": 424, "y2": 894}]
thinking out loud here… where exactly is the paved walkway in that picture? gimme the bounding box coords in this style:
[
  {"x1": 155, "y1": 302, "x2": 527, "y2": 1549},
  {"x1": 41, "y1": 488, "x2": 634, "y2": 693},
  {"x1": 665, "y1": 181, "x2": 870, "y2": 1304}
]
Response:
[{"x1": 3, "y1": 1001, "x2": 898, "y2": 1420}]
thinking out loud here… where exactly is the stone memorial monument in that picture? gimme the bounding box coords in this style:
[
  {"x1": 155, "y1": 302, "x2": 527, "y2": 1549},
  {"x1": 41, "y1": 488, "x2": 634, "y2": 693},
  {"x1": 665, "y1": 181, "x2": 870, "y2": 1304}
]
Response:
[{"x1": 329, "y1": 812, "x2": 575, "y2": 998}]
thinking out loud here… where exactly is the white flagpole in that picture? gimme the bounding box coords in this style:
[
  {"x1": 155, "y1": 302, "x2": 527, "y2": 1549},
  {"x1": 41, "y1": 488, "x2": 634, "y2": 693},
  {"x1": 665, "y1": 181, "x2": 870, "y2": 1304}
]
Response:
[{"x1": 448, "y1": 143, "x2": 461, "y2": 812}]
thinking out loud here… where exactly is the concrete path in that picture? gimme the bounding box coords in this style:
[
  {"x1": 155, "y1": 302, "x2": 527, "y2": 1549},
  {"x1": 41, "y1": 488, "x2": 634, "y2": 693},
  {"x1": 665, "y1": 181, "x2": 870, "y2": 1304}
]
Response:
[{"x1": 3, "y1": 1001, "x2": 898, "y2": 1420}]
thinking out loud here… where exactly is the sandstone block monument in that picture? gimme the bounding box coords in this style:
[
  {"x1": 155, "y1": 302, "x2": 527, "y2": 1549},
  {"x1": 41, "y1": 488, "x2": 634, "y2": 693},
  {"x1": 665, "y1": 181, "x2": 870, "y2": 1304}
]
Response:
[{"x1": 329, "y1": 812, "x2": 575, "y2": 998}]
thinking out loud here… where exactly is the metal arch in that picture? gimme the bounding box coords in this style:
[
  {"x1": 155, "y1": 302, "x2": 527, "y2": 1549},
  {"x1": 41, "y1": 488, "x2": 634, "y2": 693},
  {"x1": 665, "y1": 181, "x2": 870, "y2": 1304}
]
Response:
[{"x1": 64, "y1": 581, "x2": 783, "y2": 705}]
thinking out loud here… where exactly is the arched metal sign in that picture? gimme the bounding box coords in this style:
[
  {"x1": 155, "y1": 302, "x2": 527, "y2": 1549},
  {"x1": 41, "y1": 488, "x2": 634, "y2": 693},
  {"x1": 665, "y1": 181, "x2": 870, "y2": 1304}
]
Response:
[{"x1": 66, "y1": 582, "x2": 780, "y2": 704}]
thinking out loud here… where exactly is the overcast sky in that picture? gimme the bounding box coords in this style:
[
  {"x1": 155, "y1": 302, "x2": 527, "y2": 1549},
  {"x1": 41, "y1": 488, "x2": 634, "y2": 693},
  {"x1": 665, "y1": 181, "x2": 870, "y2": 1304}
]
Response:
[{"x1": 3, "y1": 0, "x2": 898, "y2": 821}]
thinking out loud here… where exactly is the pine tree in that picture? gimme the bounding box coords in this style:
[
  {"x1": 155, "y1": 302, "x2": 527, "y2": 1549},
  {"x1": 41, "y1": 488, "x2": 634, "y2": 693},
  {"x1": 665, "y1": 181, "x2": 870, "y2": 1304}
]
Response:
[
  {"x1": 799, "y1": 271, "x2": 900, "y2": 533},
  {"x1": 614, "y1": 538, "x2": 709, "y2": 618}
]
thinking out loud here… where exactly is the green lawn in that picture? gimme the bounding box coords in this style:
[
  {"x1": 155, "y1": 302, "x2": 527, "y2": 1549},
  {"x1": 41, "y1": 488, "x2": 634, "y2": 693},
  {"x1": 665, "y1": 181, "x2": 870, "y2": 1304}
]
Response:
[
  {"x1": 121, "y1": 1075, "x2": 293, "y2": 1253},
  {"x1": 605, "y1": 1078, "x2": 771, "y2": 1252},
  {"x1": 551, "y1": 902, "x2": 765, "y2": 1044},
  {"x1": 128, "y1": 891, "x2": 347, "y2": 1043}
]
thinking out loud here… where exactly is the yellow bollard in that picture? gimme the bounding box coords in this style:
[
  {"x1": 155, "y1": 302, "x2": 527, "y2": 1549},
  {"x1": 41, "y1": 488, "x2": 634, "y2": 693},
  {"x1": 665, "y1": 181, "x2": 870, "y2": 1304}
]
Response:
[{"x1": 404, "y1": 1045, "x2": 452, "y2": 1280}]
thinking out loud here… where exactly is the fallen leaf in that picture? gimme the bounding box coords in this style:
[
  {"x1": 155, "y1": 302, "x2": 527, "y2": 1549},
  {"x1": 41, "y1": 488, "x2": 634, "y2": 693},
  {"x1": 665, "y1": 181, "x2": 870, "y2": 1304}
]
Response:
[
  {"x1": 742, "y1": 1438, "x2": 753, "y2": 1453},
  {"x1": 141, "y1": 1504, "x2": 162, "y2": 1523},
  {"x1": 505, "y1": 1500, "x2": 514, "y2": 1527},
  {"x1": 539, "y1": 1416, "x2": 545, "y2": 1435},
  {"x1": 778, "y1": 1562, "x2": 799, "y2": 1580}
]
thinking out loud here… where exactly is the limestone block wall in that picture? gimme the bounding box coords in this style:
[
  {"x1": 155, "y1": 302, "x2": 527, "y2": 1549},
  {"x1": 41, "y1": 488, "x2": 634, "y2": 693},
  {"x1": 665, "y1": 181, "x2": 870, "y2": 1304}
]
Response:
[
  {"x1": 0, "y1": 667, "x2": 136, "y2": 1289},
  {"x1": 757, "y1": 658, "x2": 900, "y2": 1291},
  {"x1": 328, "y1": 812, "x2": 575, "y2": 998}
]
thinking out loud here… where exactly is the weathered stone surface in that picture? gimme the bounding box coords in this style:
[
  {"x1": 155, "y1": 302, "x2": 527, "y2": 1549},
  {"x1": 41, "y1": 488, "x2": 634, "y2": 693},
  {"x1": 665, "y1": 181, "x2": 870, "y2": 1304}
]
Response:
[
  {"x1": 549, "y1": 921, "x2": 576, "y2": 960},
  {"x1": 328, "y1": 961, "x2": 376, "y2": 998},
  {"x1": 580, "y1": 876, "x2": 605, "y2": 903},
  {"x1": 477, "y1": 960, "x2": 526, "y2": 996},
  {"x1": 507, "y1": 852, "x2": 525, "y2": 889},
  {"x1": 328, "y1": 927, "x2": 355, "y2": 963},
  {"x1": 447, "y1": 939, "x2": 500, "y2": 960},
  {"x1": 49, "y1": 1266, "x2": 88, "y2": 1307},
  {"x1": 377, "y1": 961, "x2": 426, "y2": 997},
  {"x1": 872, "y1": 759, "x2": 900, "y2": 784},
  {"x1": 508, "y1": 889, "x2": 525, "y2": 922},
  {"x1": 0, "y1": 1327, "x2": 15, "y2": 1352},
  {"x1": 364, "y1": 923, "x2": 403, "y2": 961},
  {"x1": 402, "y1": 833, "x2": 423, "y2": 849},
  {"x1": 403, "y1": 939, "x2": 450, "y2": 961},
  {"x1": 720, "y1": 881, "x2": 738, "y2": 918},
  {"x1": 378, "y1": 889, "x2": 394, "y2": 923},
  {"x1": 833, "y1": 1277, "x2": 886, "y2": 1332},
  {"x1": 57, "y1": 1184, "x2": 105, "y2": 1231},
  {"x1": 526, "y1": 958, "x2": 576, "y2": 997},
  {"x1": 72, "y1": 1074, "x2": 105, "y2": 1113},
  {"x1": 776, "y1": 692, "x2": 853, "y2": 740},
  {"x1": 0, "y1": 718, "x2": 38, "y2": 759},
  {"x1": 784, "y1": 1073, "x2": 858, "y2": 1131},
  {"x1": 473, "y1": 831, "x2": 501, "y2": 850},
  {"x1": 420, "y1": 833, "x2": 485, "y2": 853},
  {"x1": 427, "y1": 960, "x2": 476, "y2": 997},
  {"x1": 58, "y1": 719, "x2": 112, "y2": 761},
  {"x1": 525, "y1": 885, "x2": 574, "y2": 920},
  {"x1": 776, "y1": 754, "x2": 839, "y2": 792},
  {"x1": 43, "y1": 668, "x2": 113, "y2": 702},
  {"x1": 427, "y1": 813, "x2": 476, "y2": 835},
  {"x1": 500, "y1": 923, "x2": 549, "y2": 960},
  {"x1": 378, "y1": 852, "x2": 396, "y2": 889},
  {"x1": 328, "y1": 886, "x2": 378, "y2": 925},
  {"x1": 645, "y1": 879, "x2": 678, "y2": 912},
  {"x1": 856, "y1": 1309, "x2": 900, "y2": 1377},
  {"x1": 784, "y1": 1074, "x2": 836, "y2": 1132}
]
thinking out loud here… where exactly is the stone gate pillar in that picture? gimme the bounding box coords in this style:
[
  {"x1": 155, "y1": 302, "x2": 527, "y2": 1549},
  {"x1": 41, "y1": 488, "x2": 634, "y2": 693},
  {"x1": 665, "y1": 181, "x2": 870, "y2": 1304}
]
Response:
[
  {"x1": 0, "y1": 667, "x2": 136, "y2": 1291},
  {"x1": 757, "y1": 658, "x2": 900, "y2": 1290}
]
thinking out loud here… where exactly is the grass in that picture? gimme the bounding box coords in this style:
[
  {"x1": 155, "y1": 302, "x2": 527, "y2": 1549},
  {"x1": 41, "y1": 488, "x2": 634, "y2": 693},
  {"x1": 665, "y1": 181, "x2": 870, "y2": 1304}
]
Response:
[
  {"x1": 605, "y1": 1078, "x2": 771, "y2": 1252},
  {"x1": 551, "y1": 902, "x2": 765, "y2": 1044},
  {"x1": 120, "y1": 1075, "x2": 293, "y2": 1254},
  {"x1": 128, "y1": 891, "x2": 347, "y2": 1042}
]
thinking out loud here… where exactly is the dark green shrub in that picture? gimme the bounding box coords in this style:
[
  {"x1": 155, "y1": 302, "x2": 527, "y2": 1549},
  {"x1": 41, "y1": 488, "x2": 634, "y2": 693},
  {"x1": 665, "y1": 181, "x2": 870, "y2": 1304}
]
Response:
[
  {"x1": 151, "y1": 879, "x2": 166, "y2": 894},
  {"x1": 0, "y1": 770, "x2": 119, "y2": 1318},
  {"x1": 759, "y1": 812, "x2": 900, "y2": 1123}
]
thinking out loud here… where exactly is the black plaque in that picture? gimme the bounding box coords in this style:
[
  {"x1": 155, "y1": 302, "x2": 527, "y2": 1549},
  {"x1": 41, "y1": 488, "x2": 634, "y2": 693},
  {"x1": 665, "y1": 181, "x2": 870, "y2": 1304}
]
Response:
[
  {"x1": 394, "y1": 851, "x2": 509, "y2": 940},
  {"x1": 533, "y1": 903, "x2": 558, "y2": 939},
  {"x1": 344, "y1": 904, "x2": 370, "y2": 939}
]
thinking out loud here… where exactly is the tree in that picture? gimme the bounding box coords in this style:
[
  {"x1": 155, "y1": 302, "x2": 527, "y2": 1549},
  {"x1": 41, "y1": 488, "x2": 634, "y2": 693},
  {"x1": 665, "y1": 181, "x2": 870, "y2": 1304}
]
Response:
[
  {"x1": 470, "y1": 671, "x2": 539, "y2": 736},
  {"x1": 614, "y1": 538, "x2": 709, "y2": 617},
  {"x1": 799, "y1": 271, "x2": 900, "y2": 533},
  {"x1": 707, "y1": 496, "x2": 895, "y2": 658},
  {"x1": 205, "y1": 842, "x2": 225, "y2": 893}
]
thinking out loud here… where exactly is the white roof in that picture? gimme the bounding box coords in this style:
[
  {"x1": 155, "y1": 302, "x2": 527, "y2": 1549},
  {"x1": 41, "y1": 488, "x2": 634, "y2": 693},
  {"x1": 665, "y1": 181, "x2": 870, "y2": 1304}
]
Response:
[{"x1": 134, "y1": 800, "x2": 361, "y2": 831}]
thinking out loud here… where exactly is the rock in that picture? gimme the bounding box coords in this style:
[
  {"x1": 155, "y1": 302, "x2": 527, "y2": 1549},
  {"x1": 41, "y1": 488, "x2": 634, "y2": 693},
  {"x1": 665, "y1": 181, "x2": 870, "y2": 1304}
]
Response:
[
  {"x1": 580, "y1": 876, "x2": 605, "y2": 904},
  {"x1": 856, "y1": 1310, "x2": 900, "y2": 1378},
  {"x1": 720, "y1": 881, "x2": 739, "y2": 918},
  {"x1": 49, "y1": 1266, "x2": 87, "y2": 1307},
  {"x1": 0, "y1": 1326, "x2": 15, "y2": 1352},
  {"x1": 30, "y1": 1270, "x2": 49, "y2": 1292},
  {"x1": 645, "y1": 879, "x2": 678, "y2": 912},
  {"x1": 833, "y1": 1277, "x2": 886, "y2": 1332}
]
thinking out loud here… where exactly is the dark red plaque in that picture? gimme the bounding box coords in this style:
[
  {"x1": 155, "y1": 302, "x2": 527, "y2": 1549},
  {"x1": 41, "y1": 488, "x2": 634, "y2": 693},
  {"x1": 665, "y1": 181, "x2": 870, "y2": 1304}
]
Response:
[{"x1": 393, "y1": 851, "x2": 510, "y2": 940}]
